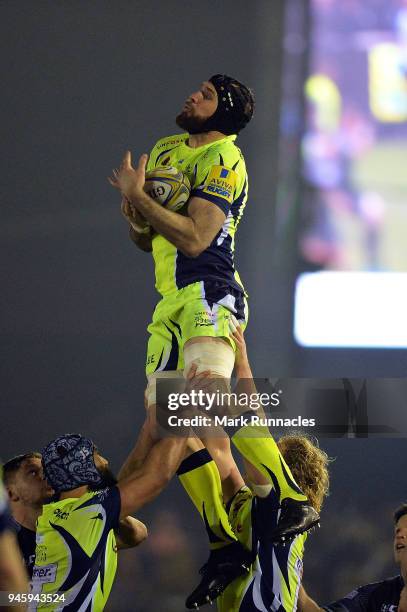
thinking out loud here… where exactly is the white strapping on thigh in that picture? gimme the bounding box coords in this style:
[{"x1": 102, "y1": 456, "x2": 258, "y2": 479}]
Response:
[{"x1": 183, "y1": 339, "x2": 234, "y2": 378}]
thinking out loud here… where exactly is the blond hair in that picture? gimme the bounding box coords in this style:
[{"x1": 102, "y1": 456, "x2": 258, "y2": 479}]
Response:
[{"x1": 277, "y1": 433, "x2": 331, "y2": 513}]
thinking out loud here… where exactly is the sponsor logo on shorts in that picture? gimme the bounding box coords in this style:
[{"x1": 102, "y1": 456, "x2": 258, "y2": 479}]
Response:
[
  {"x1": 147, "y1": 354, "x2": 156, "y2": 365},
  {"x1": 194, "y1": 311, "x2": 215, "y2": 327}
]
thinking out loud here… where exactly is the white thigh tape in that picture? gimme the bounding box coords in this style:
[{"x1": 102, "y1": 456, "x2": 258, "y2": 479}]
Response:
[{"x1": 183, "y1": 340, "x2": 234, "y2": 379}]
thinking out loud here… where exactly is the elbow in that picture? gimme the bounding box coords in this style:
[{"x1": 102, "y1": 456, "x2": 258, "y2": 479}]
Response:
[{"x1": 180, "y1": 240, "x2": 206, "y2": 258}]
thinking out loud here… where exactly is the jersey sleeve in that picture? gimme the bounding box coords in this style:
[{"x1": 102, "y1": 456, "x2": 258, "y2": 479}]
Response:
[
  {"x1": 191, "y1": 147, "x2": 246, "y2": 215},
  {"x1": 323, "y1": 583, "x2": 379, "y2": 611},
  {"x1": 91, "y1": 486, "x2": 121, "y2": 531}
]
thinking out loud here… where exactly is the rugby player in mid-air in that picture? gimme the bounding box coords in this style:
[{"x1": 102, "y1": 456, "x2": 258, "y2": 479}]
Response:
[
  {"x1": 109, "y1": 74, "x2": 319, "y2": 603},
  {"x1": 30, "y1": 420, "x2": 187, "y2": 610},
  {"x1": 3, "y1": 452, "x2": 54, "y2": 578},
  {"x1": 181, "y1": 322, "x2": 328, "y2": 610},
  {"x1": 298, "y1": 503, "x2": 407, "y2": 611}
]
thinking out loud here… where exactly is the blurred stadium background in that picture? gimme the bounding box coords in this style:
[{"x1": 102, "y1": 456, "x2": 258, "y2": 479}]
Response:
[{"x1": 1, "y1": 1, "x2": 406, "y2": 610}]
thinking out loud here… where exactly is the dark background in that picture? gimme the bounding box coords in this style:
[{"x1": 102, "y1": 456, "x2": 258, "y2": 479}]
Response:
[{"x1": 1, "y1": 1, "x2": 406, "y2": 610}]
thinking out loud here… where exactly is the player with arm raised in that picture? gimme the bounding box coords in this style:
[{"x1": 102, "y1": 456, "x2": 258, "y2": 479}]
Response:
[
  {"x1": 30, "y1": 418, "x2": 187, "y2": 611},
  {"x1": 109, "y1": 75, "x2": 319, "y2": 605},
  {"x1": 110, "y1": 74, "x2": 258, "y2": 599}
]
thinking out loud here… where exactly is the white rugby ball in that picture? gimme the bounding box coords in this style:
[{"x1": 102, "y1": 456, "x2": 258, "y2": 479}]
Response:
[{"x1": 144, "y1": 166, "x2": 191, "y2": 212}]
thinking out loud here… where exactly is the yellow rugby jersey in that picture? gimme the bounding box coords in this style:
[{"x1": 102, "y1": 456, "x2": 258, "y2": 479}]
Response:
[
  {"x1": 30, "y1": 487, "x2": 120, "y2": 611},
  {"x1": 146, "y1": 133, "x2": 248, "y2": 296},
  {"x1": 218, "y1": 488, "x2": 306, "y2": 612}
]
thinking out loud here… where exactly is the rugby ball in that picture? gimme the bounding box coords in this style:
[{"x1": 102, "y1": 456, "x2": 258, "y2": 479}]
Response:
[{"x1": 144, "y1": 166, "x2": 191, "y2": 212}]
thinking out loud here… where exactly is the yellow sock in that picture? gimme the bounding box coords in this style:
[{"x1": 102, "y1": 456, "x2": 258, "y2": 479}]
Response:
[
  {"x1": 232, "y1": 424, "x2": 307, "y2": 503},
  {"x1": 177, "y1": 449, "x2": 237, "y2": 550}
]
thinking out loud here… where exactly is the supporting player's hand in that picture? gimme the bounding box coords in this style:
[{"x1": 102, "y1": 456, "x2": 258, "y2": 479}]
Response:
[
  {"x1": 229, "y1": 316, "x2": 248, "y2": 368},
  {"x1": 108, "y1": 151, "x2": 148, "y2": 201},
  {"x1": 184, "y1": 363, "x2": 219, "y2": 412},
  {"x1": 185, "y1": 363, "x2": 214, "y2": 395}
]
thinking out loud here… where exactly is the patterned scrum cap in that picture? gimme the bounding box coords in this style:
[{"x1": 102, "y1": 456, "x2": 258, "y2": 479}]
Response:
[
  {"x1": 42, "y1": 434, "x2": 103, "y2": 493},
  {"x1": 204, "y1": 74, "x2": 255, "y2": 135}
]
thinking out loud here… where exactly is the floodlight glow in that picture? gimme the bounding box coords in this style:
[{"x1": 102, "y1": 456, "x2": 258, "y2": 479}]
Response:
[{"x1": 294, "y1": 272, "x2": 407, "y2": 348}]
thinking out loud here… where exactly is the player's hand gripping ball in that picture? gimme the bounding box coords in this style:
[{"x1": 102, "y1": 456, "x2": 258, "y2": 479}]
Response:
[{"x1": 144, "y1": 166, "x2": 191, "y2": 212}]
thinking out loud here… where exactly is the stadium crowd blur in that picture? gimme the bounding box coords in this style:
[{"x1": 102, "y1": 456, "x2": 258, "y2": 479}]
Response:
[{"x1": 301, "y1": 0, "x2": 407, "y2": 272}]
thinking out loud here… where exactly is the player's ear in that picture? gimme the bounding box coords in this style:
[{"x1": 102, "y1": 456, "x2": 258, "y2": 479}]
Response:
[{"x1": 7, "y1": 484, "x2": 19, "y2": 503}]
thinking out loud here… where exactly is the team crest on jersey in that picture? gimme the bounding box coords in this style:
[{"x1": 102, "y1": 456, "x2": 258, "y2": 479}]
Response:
[{"x1": 202, "y1": 165, "x2": 237, "y2": 204}]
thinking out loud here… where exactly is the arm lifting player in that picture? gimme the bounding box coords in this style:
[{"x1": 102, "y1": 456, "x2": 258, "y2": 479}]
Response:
[
  {"x1": 29, "y1": 419, "x2": 188, "y2": 611},
  {"x1": 179, "y1": 323, "x2": 329, "y2": 610}
]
